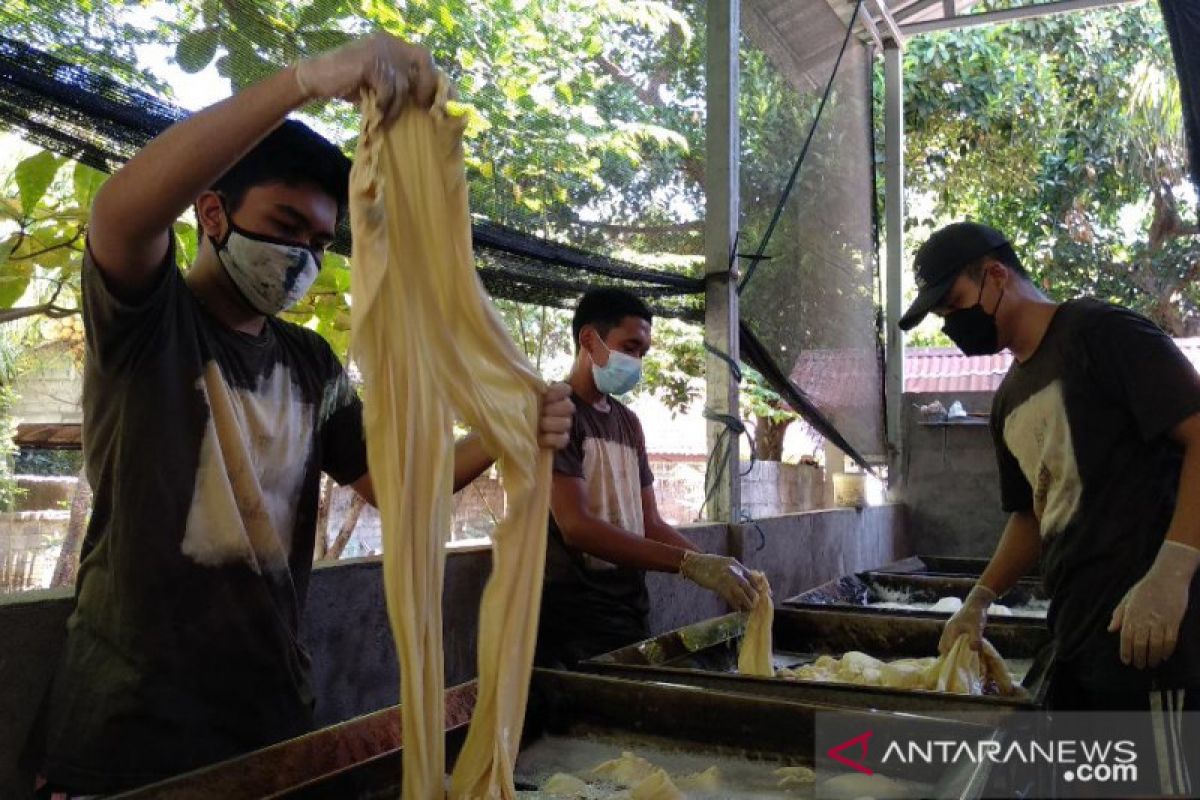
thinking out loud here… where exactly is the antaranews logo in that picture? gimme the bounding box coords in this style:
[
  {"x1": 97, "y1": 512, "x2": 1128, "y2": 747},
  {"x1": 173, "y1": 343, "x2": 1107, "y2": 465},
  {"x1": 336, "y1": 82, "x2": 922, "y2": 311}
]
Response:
[
  {"x1": 878, "y1": 736, "x2": 1138, "y2": 783},
  {"x1": 826, "y1": 731, "x2": 874, "y2": 776},
  {"x1": 825, "y1": 729, "x2": 1139, "y2": 785}
]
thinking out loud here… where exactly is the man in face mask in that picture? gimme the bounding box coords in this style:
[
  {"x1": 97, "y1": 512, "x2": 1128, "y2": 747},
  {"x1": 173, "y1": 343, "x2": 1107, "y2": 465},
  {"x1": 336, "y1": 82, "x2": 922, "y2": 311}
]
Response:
[
  {"x1": 899, "y1": 221, "x2": 1200, "y2": 788},
  {"x1": 535, "y1": 288, "x2": 759, "y2": 668},
  {"x1": 34, "y1": 33, "x2": 575, "y2": 795}
]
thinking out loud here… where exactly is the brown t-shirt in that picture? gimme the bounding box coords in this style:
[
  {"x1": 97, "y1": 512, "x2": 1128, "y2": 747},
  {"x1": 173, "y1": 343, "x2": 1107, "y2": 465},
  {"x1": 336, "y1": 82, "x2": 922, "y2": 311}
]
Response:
[
  {"x1": 41, "y1": 244, "x2": 367, "y2": 792},
  {"x1": 538, "y1": 391, "x2": 654, "y2": 666}
]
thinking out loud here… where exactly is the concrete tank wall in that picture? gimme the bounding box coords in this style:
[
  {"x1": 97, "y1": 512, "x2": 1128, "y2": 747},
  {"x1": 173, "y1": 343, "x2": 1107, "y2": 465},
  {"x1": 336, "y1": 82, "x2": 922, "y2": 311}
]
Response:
[
  {"x1": 0, "y1": 507, "x2": 908, "y2": 796},
  {"x1": 899, "y1": 391, "x2": 1008, "y2": 559}
]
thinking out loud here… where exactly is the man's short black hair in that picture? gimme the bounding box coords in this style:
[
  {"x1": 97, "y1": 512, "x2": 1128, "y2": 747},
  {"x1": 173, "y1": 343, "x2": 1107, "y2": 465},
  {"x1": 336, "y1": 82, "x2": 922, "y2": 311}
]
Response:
[
  {"x1": 211, "y1": 119, "x2": 352, "y2": 219},
  {"x1": 571, "y1": 288, "x2": 653, "y2": 349},
  {"x1": 964, "y1": 243, "x2": 1028, "y2": 280}
]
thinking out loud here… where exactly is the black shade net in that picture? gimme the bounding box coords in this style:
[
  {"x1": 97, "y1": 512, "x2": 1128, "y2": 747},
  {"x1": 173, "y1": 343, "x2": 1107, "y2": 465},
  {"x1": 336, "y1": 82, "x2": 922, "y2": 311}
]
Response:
[
  {"x1": 736, "y1": 0, "x2": 886, "y2": 465},
  {"x1": 1161, "y1": 0, "x2": 1200, "y2": 206},
  {"x1": 0, "y1": 0, "x2": 883, "y2": 472},
  {"x1": 0, "y1": 34, "x2": 704, "y2": 320}
]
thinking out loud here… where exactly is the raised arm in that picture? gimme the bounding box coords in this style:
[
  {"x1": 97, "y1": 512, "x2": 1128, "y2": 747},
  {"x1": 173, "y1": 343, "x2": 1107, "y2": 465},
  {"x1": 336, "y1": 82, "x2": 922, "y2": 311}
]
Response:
[{"x1": 88, "y1": 34, "x2": 436, "y2": 295}]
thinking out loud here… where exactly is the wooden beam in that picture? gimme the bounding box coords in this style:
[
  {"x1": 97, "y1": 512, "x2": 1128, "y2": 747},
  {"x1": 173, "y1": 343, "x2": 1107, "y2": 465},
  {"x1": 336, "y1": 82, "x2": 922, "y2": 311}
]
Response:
[
  {"x1": 892, "y1": 0, "x2": 944, "y2": 22},
  {"x1": 869, "y1": 0, "x2": 905, "y2": 46},
  {"x1": 13, "y1": 423, "x2": 81, "y2": 450},
  {"x1": 859, "y1": 8, "x2": 886, "y2": 52},
  {"x1": 883, "y1": 44, "x2": 906, "y2": 477},
  {"x1": 703, "y1": 0, "x2": 741, "y2": 523},
  {"x1": 901, "y1": 0, "x2": 1138, "y2": 36}
]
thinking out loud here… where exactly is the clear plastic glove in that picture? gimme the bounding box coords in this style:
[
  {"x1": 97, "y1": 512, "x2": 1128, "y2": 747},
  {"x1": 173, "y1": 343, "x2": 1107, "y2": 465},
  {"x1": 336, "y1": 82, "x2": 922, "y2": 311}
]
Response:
[
  {"x1": 538, "y1": 382, "x2": 574, "y2": 450},
  {"x1": 938, "y1": 584, "x2": 996, "y2": 655},
  {"x1": 295, "y1": 33, "x2": 438, "y2": 125},
  {"x1": 1108, "y1": 540, "x2": 1200, "y2": 670},
  {"x1": 679, "y1": 551, "x2": 758, "y2": 611}
]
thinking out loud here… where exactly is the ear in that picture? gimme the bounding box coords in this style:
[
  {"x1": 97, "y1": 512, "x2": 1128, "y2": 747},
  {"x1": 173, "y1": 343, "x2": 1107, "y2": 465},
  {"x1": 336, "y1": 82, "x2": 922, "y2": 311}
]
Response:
[
  {"x1": 578, "y1": 325, "x2": 595, "y2": 352},
  {"x1": 195, "y1": 191, "x2": 227, "y2": 241},
  {"x1": 984, "y1": 258, "x2": 1009, "y2": 288}
]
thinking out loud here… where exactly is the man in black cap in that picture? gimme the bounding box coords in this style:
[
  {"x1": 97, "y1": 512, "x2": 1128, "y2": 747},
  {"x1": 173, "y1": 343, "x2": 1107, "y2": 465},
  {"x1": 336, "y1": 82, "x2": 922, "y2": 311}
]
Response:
[{"x1": 900, "y1": 221, "x2": 1199, "y2": 790}]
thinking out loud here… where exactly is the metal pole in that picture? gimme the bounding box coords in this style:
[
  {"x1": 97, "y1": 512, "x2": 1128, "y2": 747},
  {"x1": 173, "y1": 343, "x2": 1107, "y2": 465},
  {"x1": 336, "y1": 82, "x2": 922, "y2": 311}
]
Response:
[
  {"x1": 883, "y1": 42, "x2": 905, "y2": 483},
  {"x1": 704, "y1": 0, "x2": 741, "y2": 523}
]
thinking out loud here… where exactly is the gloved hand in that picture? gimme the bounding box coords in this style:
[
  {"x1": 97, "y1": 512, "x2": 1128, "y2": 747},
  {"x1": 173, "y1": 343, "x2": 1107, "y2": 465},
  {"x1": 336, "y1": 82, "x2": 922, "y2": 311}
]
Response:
[
  {"x1": 679, "y1": 551, "x2": 758, "y2": 611},
  {"x1": 938, "y1": 584, "x2": 997, "y2": 655},
  {"x1": 1108, "y1": 540, "x2": 1200, "y2": 670},
  {"x1": 295, "y1": 33, "x2": 438, "y2": 125},
  {"x1": 538, "y1": 382, "x2": 574, "y2": 450}
]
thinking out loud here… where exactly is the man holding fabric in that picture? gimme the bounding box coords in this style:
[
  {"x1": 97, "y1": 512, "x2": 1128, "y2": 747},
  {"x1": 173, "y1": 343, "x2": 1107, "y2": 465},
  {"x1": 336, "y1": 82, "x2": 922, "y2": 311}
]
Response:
[
  {"x1": 899, "y1": 221, "x2": 1199, "y2": 791},
  {"x1": 536, "y1": 288, "x2": 759, "y2": 668},
  {"x1": 33, "y1": 34, "x2": 573, "y2": 795}
]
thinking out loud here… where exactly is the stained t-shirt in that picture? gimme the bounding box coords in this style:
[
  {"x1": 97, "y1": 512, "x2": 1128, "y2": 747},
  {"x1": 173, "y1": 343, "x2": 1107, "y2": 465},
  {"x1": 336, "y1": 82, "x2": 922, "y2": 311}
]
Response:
[
  {"x1": 537, "y1": 392, "x2": 654, "y2": 666},
  {"x1": 992, "y1": 298, "x2": 1200, "y2": 690},
  {"x1": 41, "y1": 244, "x2": 368, "y2": 791}
]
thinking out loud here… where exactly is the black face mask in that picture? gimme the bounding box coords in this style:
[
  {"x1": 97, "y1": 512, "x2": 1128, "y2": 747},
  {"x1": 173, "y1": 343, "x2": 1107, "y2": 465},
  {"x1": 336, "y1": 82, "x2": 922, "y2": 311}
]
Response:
[{"x1": 943, "y1": 280, "x2": 1004, "y2": 356}]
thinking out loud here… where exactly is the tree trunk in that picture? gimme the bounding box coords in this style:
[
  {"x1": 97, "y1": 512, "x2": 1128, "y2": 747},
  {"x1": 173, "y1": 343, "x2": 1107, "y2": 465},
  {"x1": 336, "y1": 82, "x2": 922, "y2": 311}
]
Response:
[
  {"x1": 323, "y1": 492, "x2": 366, "y2": 561},
  {"x1": 51, "y1": 467, "x2": 91, "y2": 587},
  {"x1": 753, "y1": 416, "x2": 793, "y2": 461},
  {"x1": 313, "y1": 476, "x2": 333, "y2": 561}
]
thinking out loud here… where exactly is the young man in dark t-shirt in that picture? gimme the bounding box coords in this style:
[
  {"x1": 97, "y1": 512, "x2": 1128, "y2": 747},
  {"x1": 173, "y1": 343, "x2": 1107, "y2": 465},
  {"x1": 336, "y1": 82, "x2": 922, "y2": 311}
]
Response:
[
  {"x1": 33, "y1": 34, "x2": 574, "y2": 794},
  {"x1": 536, "y1": 289, "x2": 759, "y2": 667},
  {"x1": 900, "y1": 221, "x2": 1200, "y2": 792}
]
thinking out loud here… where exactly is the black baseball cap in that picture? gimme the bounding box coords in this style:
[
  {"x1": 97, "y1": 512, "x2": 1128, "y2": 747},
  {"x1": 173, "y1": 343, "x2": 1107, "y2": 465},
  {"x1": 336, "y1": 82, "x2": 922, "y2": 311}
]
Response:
[{"x1": 898, "y1": 221, "x2": 1010, "y2": 331}]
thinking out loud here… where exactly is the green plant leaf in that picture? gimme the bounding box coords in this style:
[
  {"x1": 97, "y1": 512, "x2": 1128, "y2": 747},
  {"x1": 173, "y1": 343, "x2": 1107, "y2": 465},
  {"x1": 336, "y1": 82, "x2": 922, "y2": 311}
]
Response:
[
  {"x1": 299, "y1": 0, "x2": 343, "y2": 28},
  {"x1": 15, "y1": 151, "x2": 63, "y2": 218},
  {"x1": 0, "y1": 259, "x2": 33, "y2": 309},
  {"x1": 176, "y1": 28, "x2": 219, "y2": 73},
  {"x1": 303, "y1": 29, "x2": 352, "y2": 52},
  {"x1": 72, "y1": 162, "x2": 107, "y2": 209}
]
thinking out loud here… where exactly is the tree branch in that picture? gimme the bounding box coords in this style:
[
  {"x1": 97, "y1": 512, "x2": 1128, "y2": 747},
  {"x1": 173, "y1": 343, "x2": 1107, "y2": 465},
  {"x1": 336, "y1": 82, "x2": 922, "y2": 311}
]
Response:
[
  {"x1": 11, "y1": 229, "x2": 85, "y2": 262},
  {"x1": 591, "y1": 55, "x2": 706, "y2": 188},
  {"x1": 0, "y1": 303, "x2": 79, "y2": 325},
  {"x1": 323, "y1": 493, "x2": 366, "y2": 560},
  {"x1": 595, "y1": 55, "x2": 662, "y2": 109}
]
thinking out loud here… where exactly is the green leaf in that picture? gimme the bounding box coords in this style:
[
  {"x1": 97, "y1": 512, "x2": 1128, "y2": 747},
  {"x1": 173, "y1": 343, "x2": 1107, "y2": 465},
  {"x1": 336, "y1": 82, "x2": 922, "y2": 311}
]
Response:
[
  {"x1": 201, "y1": 0, "x2": 221, "y2": 25},
  {"x1": 0, "y1": 253, "x2": 32, "y2": 309},
  {"x1": 15, "y1": 151, "x2": 63, "y2": 217},
  {"x1": 176, "y1": 28, "x2": 219, "y2": 73},
  {"x1": 72, "y1": 162, "x2": 107, "y2": 209},
  {"x1": 299, "y1": 0, "x2": 343, "y2": 28},
  {"x1": 0, "y1": 235, "x2": 16, "y2": 271},
  {"x1": 438, "y1": 4, "x2": 457, "y2": 34},
  {"x1": 173, "y1": 221, "x2": 199, "y2": 265},
  {"x1": 303, "y1": 29, "x2": 352, "y2": 53}
]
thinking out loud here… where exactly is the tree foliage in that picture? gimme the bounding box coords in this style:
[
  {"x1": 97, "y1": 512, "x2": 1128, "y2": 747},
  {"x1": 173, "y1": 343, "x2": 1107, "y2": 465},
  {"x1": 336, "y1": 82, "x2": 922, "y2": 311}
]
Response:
[
  {"x1": 902, "y1": 3, "x2": 1197, "y2": 336},
  {"x1": 3, "y1": 0, "x2": 1193, "y2": 456}
]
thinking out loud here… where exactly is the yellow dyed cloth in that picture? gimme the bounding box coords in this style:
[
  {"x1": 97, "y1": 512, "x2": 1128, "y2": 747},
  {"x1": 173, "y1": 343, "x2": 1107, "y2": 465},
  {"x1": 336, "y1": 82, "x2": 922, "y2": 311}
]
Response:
[
  {"x1": 737, "y1": 571, "x2": 774, "y2": 677},
  {"x1": 350, "y1": 77, "x2": 552, "y2": 799},
  {"x1": 779, "y1": 635, "x2": 1019, "y2": 696}
]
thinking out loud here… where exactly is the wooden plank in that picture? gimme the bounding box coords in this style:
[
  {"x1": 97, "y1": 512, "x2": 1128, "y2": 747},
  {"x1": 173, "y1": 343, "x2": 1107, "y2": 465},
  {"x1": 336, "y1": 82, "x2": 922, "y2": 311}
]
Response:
[
  {"x1": 901, "y1": 0, "x2": 1137, "y2": 35},
  {"x1": 13, "y1": 423, "x2": 81, "y2": 450}
]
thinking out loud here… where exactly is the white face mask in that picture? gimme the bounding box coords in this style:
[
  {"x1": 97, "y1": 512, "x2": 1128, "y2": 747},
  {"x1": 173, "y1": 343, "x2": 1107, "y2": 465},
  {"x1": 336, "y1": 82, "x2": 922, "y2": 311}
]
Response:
[
  {"x1": 590, "y1": 336, "x2": 642, "y2": 395},
  {"x1": 212, "y1": 216, "x2": 321, "y2": 317}
]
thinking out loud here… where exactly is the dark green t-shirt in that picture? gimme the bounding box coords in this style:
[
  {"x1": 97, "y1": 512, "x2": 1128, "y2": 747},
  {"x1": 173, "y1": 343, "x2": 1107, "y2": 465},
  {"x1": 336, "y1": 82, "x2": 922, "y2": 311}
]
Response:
[
  {"x1": 41, "y1": 245, "x2": 367, "y2": 792},
  {"x1": 992, "y1": 298, "x2": 1200, "y2": 690}
]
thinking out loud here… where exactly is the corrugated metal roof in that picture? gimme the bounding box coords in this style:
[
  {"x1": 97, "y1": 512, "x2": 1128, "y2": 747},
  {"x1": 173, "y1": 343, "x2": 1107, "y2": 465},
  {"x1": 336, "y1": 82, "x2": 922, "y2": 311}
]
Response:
[{"x1": 905, "y1": 338, "x2": 1200, "y2": 393}]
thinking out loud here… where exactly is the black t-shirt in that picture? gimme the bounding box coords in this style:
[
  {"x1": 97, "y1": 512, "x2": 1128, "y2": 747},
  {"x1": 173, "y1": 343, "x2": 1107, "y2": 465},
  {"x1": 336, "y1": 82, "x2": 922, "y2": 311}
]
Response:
[
  {"x1": 538, "y1": 392, "x2": 654, "y2": 666},
  {"x1": 992, "y1": 298, "x2": 1200, "y2": 690},
  {"x1": 41, "y1": 245, "x2": 368, "y2": 791}
]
